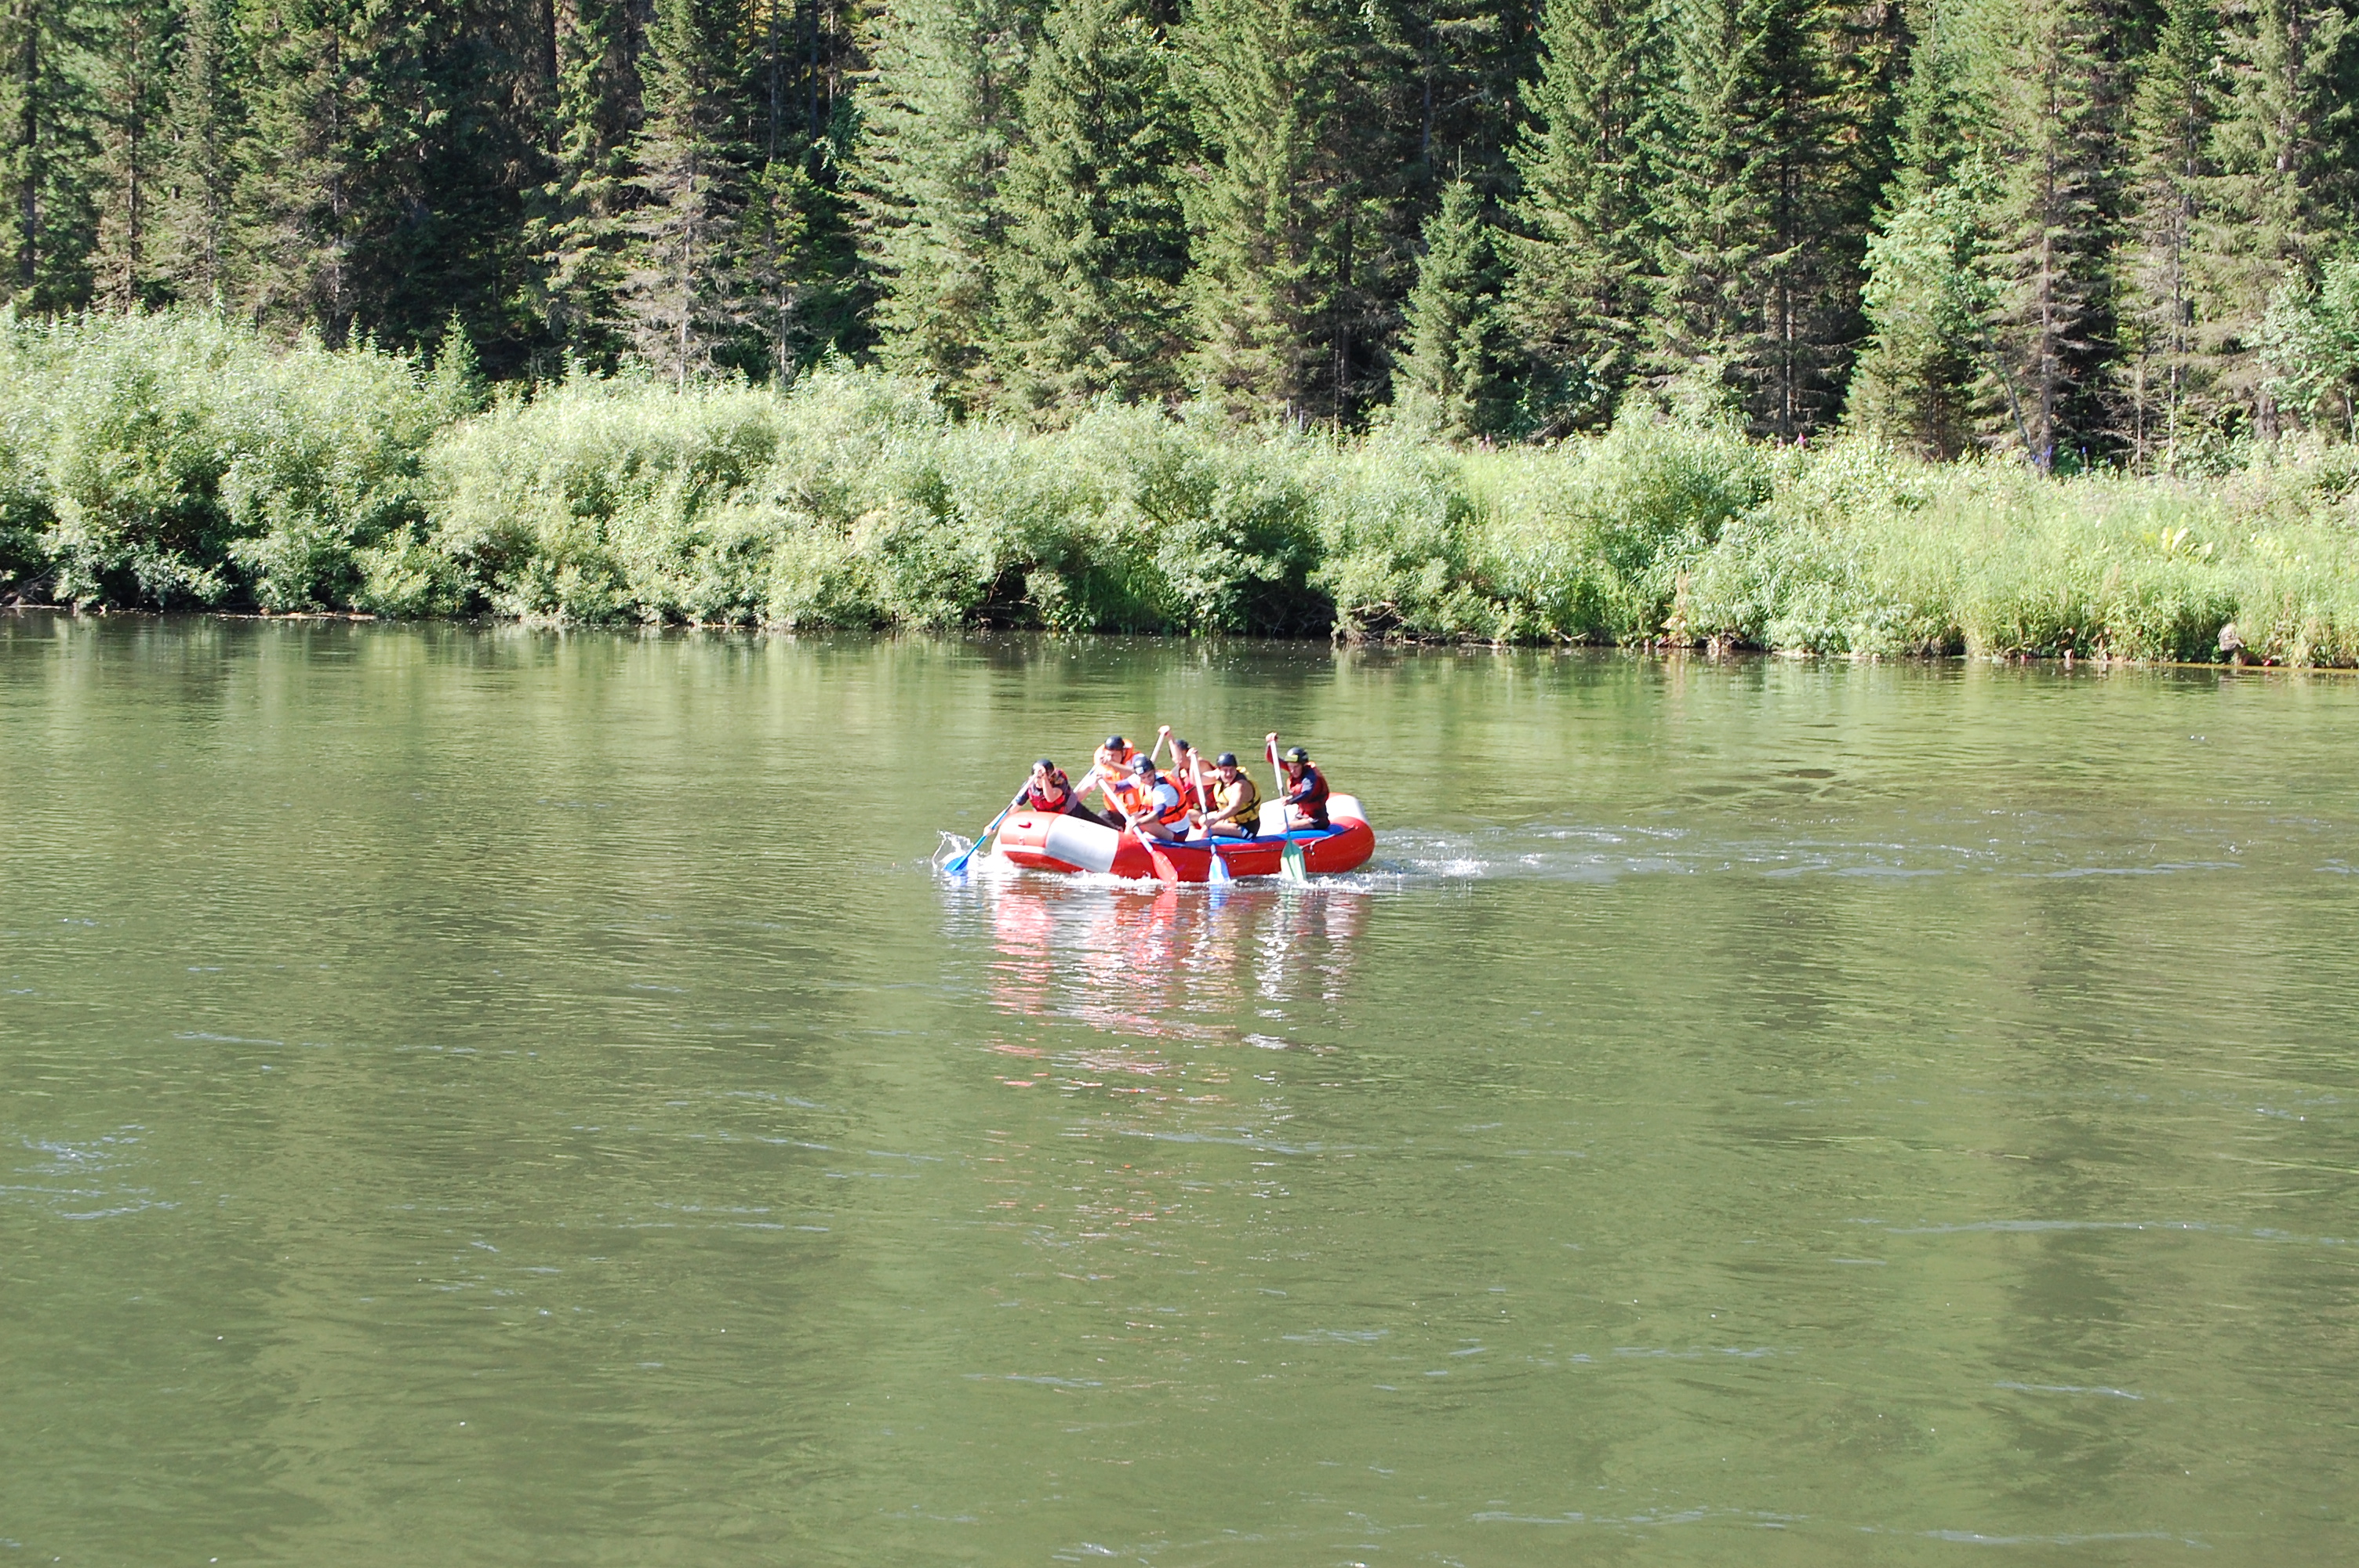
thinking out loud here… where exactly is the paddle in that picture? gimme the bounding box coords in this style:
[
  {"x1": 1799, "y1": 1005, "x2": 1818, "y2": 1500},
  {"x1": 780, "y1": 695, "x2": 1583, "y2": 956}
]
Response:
[
  {"x1": 1128, "y1": 818, "x2": 1180, "y2": 888},
  {"x1": 1267, "y1": 734, "x2": 1310, "y2": 883},
  {"x1": 941, "y1": 781, "x2": 1029, "y2": 878}
]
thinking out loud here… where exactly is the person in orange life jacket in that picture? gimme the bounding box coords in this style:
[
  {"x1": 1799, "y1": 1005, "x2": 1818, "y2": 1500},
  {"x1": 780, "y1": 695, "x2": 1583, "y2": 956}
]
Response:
[
  {"x1": 1081, "y1": 735, "x2": 1136, "y2": 815},
  {"x1": 1116, "y1": 755, "x2": 1191, "y2": 841},
  {"x1": 1277, "y1": 743, "x2": 1330, "y2": 830},
  {"x1": 1194, "y1": 752, "x2": 1261, "y2": 838},
  {"x1": 1019, "y1": 758, "x2": 1113, "y2": 826}
]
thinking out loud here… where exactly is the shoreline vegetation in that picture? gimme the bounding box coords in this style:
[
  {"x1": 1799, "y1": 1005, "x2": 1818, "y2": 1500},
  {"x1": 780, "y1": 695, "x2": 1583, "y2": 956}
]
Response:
[{"x1": 6, "y1": 312, "x2": 2359, "y2": 666}]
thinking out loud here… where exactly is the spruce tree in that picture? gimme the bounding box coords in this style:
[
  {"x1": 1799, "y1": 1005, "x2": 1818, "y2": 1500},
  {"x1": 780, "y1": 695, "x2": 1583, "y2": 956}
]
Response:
[
  {"x1": 154, "y1": 0, "x2": 242, "y2": 305},
  {"x1": 86, "y1": 0, "x2": 173, "y2": 308},
  {"x1": 2191, "y1": 0, "x2": 2355, "y2": 434},
  {"x1": 1504, "y1": 0, "x2": 1659, "y2": 433},
  {"x1": 851, "y1": 0, "x2": 1036, "y2": 410},
  {"x1": 1177, "y1": 0, "x2": 1369, "y2": 423},
  {"x1": 235, "y1": 0, "x2": 431, "y2": 340},
  {"x1": 622, "y1": 0, "x2": 751, "y2": 386},
  {"x1": 1394, "y1": 176, "x2": 1507, "y2": 437},
  {"x1": 532, "y1": 0, "x2": 642, "y2": 372},
  {"x1": 990, "y1": 0, "x2": 1190, "y2": 419},
  {"x1": 2, "y1": 0, "x2": 105, "y2": 310},
  {"x1": 2114, "y1": 0, "x2": 2219, "y2": 464},
  {"x1": 735, "y1": 0, "x2": 855, "y2": 378},
  {"x1": 1983, "y1": 0, "x2": 2117, "y2": 468},
  {"x1": 1645, "y1": 0, "x2": 1863, "y2": 434}
]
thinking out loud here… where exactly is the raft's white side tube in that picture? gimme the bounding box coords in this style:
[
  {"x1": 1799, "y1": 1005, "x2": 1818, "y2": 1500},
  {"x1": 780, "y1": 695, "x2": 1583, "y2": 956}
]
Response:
[{"x1": 1040, "y1": 814, "x2": 1121, "y2": 873}]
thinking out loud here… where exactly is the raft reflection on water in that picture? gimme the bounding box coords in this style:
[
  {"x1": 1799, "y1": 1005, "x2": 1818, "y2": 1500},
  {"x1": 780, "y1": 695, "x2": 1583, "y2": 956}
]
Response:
[{"x1": 949, "y1": 874, "x2": 1367, "y2": 1051}]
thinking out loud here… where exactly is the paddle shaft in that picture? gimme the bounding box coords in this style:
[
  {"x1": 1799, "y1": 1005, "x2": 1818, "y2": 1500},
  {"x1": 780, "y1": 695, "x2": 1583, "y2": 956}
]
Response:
[{"x1": 946, "y1": 778, "x2": 1030, "y2": 875}]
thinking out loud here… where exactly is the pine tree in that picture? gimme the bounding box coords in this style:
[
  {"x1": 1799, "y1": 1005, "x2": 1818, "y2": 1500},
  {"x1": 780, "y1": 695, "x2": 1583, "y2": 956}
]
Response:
[
  {"x1": 735, "y1": 0, "x2": 854, "y2": 378},
  {"x1": 86, "y1": 0, "x2": 173, "y2": 307},
  {"x1": 234, "y1": 0, "x2": 420, "y2": 339},
  {"x1": 622, "y1": 0, "x2": 751, "y2": 386},
  {"x1": 1645, "y1": 0, "x2": 1861, "y2": 434},
  {"x1": 1178, "y1": 0, "x2": 1372, "y2": 423},
  {"x1": 1401, "y1": 0, "x2": 1544, "y2": 196},
  {"x1": 1979, "y1": 0, "x2": 2117, "y2": 469},
  {"x1": 851, "y1": 0, "x2": 1036, "y2": 410},
  {"x1": 1851, "y1": 2, "x2": 2016, "y2": 456},
  {"x1": 1394, "y1": 176, "x2": 1507, "y2": 437},
  {"x1": 990, "y1": 0, "x2": 1190, "y2": 419},
  {"x1": 2192, "y1": 0, "x2": 2355, "y2": 434},
  {"x1": 532, "y1": 0, "x2": 641, "y2": 372},
  {"x1": 2, "y1": 0, "x2": 105, "y2": 310},
  {"x1": 154, "y1": 0, "x2": 241, "y2": 304},
  {"x1": 1848, "y1": 157, "x2": 1997, "y2": 457},
  {"x1": 2114, "y1": 0, "x2": 2219, "y2": 464},
  {"x1": 1503, "y1": 0, "x2": 1659, "y2": 432}
]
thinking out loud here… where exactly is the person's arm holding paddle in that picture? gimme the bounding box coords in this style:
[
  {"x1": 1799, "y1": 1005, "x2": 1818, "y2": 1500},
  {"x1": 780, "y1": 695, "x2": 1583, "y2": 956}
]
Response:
[{"x1": 1196, "y1": 752, "x2": 1259, "y2": 837}]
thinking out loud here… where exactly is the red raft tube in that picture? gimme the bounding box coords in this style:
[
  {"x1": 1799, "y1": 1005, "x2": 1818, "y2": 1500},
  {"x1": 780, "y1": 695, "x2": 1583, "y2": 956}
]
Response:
[{"x1": 994, "y1": 796, "x2": 1375, "y2": 882}]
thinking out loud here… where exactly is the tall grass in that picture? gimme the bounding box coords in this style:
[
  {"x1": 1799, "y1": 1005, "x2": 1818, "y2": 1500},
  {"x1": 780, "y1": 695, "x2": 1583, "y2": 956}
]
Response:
[{"x1": 6, "y1": 309, "x2": 2359, "y2": 662}]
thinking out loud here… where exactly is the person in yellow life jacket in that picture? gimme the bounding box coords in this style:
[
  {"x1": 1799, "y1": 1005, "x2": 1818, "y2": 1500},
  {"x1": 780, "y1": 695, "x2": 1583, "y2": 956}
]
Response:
[
  {"x1": 1117, "y1": 755, "x2": 1191, "y2": 841},
  {"x1": 1193, "y1": 751, "x2": 1262, "y2": 838}
]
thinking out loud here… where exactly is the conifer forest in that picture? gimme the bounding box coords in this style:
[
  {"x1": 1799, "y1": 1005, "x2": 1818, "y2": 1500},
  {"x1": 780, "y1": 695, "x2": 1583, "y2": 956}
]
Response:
[{"x1": 7, "y1": 0, "x2": 2359, "y2": 655}]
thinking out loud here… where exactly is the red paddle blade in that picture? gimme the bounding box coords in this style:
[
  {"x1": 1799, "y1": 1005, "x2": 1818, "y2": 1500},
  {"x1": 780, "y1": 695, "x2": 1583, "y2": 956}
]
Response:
[{"x1": 1147, "y1": 843, "x2": 1180, "y2": 887}]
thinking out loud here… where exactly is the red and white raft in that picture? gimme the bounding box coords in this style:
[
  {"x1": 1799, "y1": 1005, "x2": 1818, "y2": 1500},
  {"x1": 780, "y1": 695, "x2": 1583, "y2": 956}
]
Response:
[{"x1": 994, "y1": 796, "x2": 1375, "y2": 882}]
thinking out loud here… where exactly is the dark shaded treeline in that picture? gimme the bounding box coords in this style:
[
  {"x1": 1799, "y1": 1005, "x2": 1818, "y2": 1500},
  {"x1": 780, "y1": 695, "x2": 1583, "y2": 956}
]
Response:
[{"x1": 4, "y1": 0, "x2": 2357, "y2": 465}]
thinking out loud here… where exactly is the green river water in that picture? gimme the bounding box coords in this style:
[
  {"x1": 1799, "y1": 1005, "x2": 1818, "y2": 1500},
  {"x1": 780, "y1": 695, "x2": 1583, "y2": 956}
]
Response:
[{"x1": 3, "y1": 614, "x2": 2356, "y2": 1566}]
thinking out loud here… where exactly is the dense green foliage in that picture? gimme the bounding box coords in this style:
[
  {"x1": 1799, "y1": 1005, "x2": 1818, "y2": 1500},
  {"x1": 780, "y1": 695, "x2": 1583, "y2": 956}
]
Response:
[
  {"x1": 4, "y1": 0, "x2": 2356, "y2": 456},
  {"x1": 9, "y1": 310, "x2": 2359, "y2": 663}
]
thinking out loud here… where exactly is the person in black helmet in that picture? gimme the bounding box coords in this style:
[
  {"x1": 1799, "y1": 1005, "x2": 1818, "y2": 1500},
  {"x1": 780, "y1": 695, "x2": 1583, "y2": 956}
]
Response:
[
  {"x1": 1081, "y1": 735, "x2": 1137, "y2": 818},
  {"x1": 1120, "y1": 754, "x2": 1191, "y2": 840},
  {"x1": 1194, "y1": 751, "x2": 1262, "y2": 838},
  {"x1": 1018, "y1": 757, "x2": 1112, "y2": 826}
]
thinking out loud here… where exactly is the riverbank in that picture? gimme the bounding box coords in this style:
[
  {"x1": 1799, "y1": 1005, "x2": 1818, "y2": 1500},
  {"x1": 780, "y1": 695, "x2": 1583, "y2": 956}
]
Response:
[{"x1": 7, "y1": 310, "x2": 2359, "y2": 663}]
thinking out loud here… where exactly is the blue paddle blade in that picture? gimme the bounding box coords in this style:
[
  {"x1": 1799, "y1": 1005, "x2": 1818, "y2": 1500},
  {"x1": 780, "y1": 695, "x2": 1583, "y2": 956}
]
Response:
[{"x1": 1207, "y1": 842, "x2": 1233, "y2": 884}]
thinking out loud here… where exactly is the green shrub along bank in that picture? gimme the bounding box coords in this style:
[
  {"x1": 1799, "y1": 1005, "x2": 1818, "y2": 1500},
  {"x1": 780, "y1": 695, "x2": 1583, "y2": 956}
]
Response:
[{"x1": 8, "y1": 312, "x2": 2359, "y2": 663}]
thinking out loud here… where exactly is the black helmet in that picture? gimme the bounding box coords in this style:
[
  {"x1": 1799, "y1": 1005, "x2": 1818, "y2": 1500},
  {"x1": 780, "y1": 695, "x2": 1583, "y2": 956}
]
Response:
[
  {"x1": 1103, "y1": 735, "x2": 1127, "y2": 750},
  {"x1": 1285, "y1": 745, "x2": 1310, "y2": 762},
  {"x1": 1216, "y1": 752, "x2": 1238, "y2": 768},
  {"x1": 1129, "y1": 755, "x2": 1155, "y2": 773},
  {"x1": 1034, "y1": 757, "x2": 1056, "y2": 771},
  {"x1": 1173, "y1": 739, "x2": 1193, "y2": 753}
]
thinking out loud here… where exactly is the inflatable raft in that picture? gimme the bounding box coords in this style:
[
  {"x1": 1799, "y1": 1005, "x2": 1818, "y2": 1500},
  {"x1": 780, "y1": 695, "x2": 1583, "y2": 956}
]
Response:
[{"x1": 994, "y1": 795, "x2": 1375, "y2": 882}]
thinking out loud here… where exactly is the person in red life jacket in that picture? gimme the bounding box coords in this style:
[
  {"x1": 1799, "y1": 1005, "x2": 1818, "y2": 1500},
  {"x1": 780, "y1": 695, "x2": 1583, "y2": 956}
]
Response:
[
  {"x1": 1118, "y1": 755, "x2": 1191, "y2": 840},
  {"x1": 1275, "y1": 742, "x2": 1330, "y2": 830},
  {"x1": 1019, "y1": 758, "x2": 1111, "y2": 826},
  {"x1": 1168, "y1": 737, "x2": 1209, "y2": 814}
]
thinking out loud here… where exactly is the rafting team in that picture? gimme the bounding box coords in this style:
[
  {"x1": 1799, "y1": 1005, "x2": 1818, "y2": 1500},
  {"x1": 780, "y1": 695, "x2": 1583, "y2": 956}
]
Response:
[{"x1": 1015, "y1": 730, "x2": 1330, "y2": 843}]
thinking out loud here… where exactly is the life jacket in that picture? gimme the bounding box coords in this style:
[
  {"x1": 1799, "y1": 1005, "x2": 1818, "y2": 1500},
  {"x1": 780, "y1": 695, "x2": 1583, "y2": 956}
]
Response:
[
  {"x1": 1087, "y1": 747, "x2": 1136, "y2": 802},
  {"x1": 1284, "y1": 764, "x2": 1330, "y2": 825},
  {"x1": 1023, "y1": 768, "x2": 1074, "y2": 814},
  {"x1": 1148, "y1": 776, "x2": 1191, "y2": 829},
  {"x1": 1172, "y1": 756, "x2": 1208, "y2": 811},
  {"x1": 1111, "y1": 771, "x2": 1188, "y2": 829},
  {"x1": 1103, "y1": 773, "x2": 1150, "y2": 820},
  {"x1": 1211, "y1": 771, "x2": 1260, "y2": 822}
]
